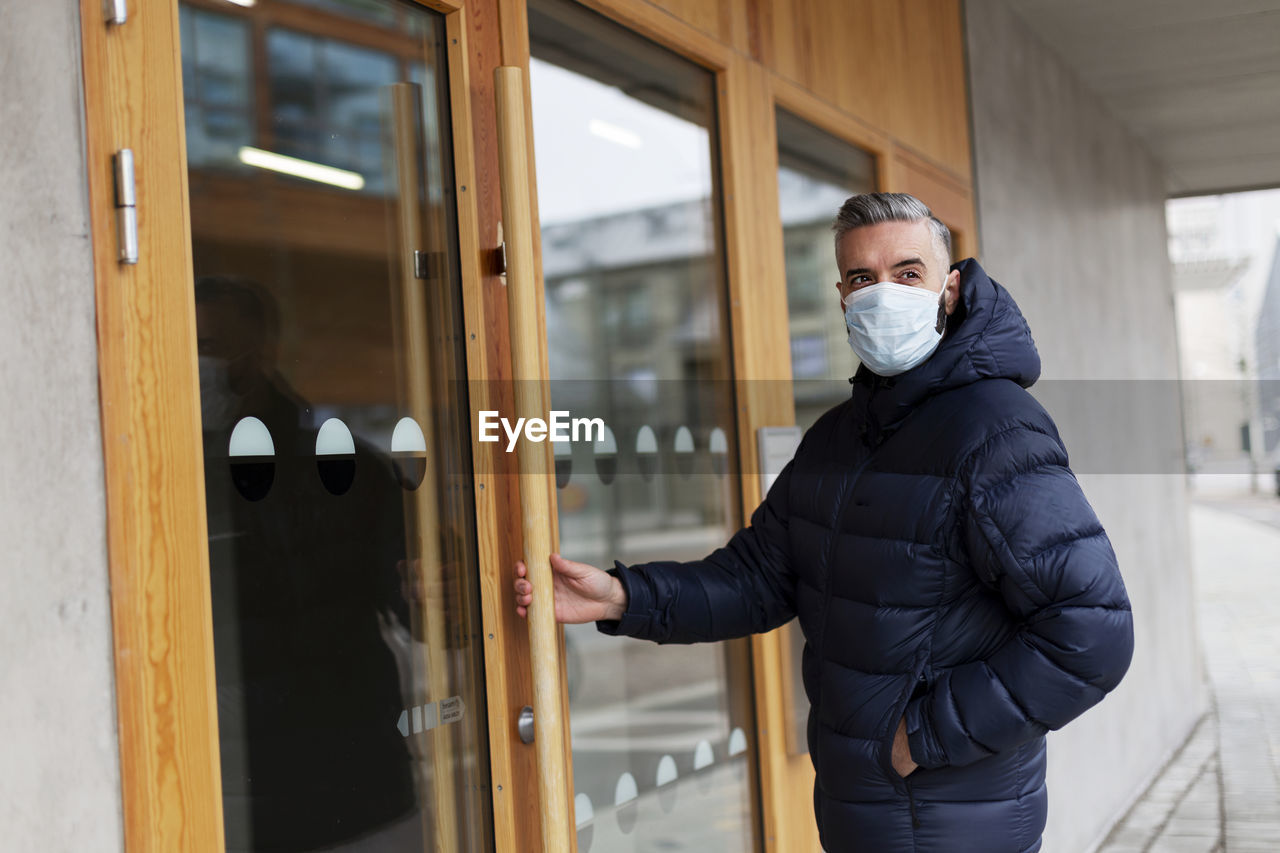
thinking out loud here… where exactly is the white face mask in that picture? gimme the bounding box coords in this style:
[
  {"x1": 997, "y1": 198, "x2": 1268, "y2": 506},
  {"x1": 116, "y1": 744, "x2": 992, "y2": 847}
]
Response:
[{"x1": 843, "y1": 281, "x2": 946, "y2": 377}]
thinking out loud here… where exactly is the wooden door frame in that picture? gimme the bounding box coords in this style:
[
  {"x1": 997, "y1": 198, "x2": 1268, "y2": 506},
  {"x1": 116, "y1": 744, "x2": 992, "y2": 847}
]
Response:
[
  {"x1": 80, "y1": 0, "x2": 538, "y2": 849},
  {"x1": 485, "y1": 1, "x2": 822, "y2": 850}
]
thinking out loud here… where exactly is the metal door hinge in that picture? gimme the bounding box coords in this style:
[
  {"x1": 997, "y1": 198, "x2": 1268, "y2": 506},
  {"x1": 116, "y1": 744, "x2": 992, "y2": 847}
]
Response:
[
  {"x1": 105, "y1": 0, "x2": 128, "y2": 26},
  {"x1": 112, "y1": 149, "x2": 138, "y2": 265}
]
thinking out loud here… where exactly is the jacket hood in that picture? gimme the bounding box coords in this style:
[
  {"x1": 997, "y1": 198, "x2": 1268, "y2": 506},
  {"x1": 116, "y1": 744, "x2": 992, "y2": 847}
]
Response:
[{"x1": 851, "y1": 257, "x2": 1041, "y2": 437}]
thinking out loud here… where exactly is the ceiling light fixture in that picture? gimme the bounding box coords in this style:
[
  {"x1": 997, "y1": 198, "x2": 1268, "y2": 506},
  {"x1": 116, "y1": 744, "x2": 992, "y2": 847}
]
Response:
[
  {"x1": 588, "y1": 119, "x2": 642, "y2": 150},
  {"x1": 237, "y1": 146, "x2": 365, "y2": 191}
]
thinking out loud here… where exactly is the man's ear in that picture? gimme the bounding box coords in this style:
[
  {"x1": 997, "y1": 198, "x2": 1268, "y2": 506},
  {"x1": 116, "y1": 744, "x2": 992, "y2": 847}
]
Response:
[
  {"x1": 943, "y1": 269, "x2": 960, "y2": 315},
  {"x1": 836, "y1": 279, "x2": 851, "y2": 308}
]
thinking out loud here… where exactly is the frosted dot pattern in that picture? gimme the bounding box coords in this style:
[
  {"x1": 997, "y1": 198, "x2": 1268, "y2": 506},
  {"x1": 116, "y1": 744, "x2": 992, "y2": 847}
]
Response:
[
  {"x1": 390, "y1": 416, "x2": 427, "y2": 453},
  {"x1": 315, "y1": 418, "x2": 355, "y2": 456},
  {"x1": 229, "y1": 416, "x2": 274, "y2": 458},
  {"x1": 574, "y1": 792, "x2": 594, "y2": 828}
]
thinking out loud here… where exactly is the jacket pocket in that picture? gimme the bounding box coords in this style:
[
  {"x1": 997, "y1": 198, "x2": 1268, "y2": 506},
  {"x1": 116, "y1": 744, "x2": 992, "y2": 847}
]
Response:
[{"x1": 877, "y1": 655, "x2": 929, "y2": 786}]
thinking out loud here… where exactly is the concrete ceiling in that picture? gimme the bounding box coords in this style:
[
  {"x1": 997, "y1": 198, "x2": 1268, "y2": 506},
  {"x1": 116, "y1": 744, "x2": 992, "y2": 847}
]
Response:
[{"x1": 1000, "y1": 0, "x2": 1280, "y2": 197}]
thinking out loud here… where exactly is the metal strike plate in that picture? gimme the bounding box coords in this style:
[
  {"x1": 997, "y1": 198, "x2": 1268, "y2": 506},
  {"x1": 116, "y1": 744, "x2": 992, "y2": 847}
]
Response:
[
  {"x1": 413, "y1": 250, "x2": 444, "y2": 281},
  {"x1": 105, "y1": 0, "x2": 128, "y2": 26},
  {"x1": 517, "y1": 705, "x2": 534, "y2": 744}
]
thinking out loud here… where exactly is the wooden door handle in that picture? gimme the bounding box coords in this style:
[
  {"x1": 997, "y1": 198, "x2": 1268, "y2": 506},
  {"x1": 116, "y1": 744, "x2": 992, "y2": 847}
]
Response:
[{"x1": 493, "y1": 65, "x2": 573, "y2": 853}]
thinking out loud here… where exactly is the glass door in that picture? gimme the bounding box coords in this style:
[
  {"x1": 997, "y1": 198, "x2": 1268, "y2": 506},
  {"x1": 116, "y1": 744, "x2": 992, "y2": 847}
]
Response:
[
  {"x1": 527, "y1": 1, "x2": 760, "y2": 850},
  {"x1": 181, "y1": 1, "x2": 493, "y2": 849},
  {"x1": 774, "y1": 107, "x2": 876, "y2": 758}
]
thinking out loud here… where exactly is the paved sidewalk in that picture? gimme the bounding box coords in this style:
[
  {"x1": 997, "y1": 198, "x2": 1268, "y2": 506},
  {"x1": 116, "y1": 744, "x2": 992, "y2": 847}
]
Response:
[{"x1": 1098, "y1": 495, "x2": 1280, "y2": 853}]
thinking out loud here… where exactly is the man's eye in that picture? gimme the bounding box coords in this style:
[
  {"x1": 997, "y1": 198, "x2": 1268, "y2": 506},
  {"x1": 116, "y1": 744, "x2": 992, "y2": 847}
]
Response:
[{"x1": 903, "y1": 271, "x2": 920, "y2": 279}]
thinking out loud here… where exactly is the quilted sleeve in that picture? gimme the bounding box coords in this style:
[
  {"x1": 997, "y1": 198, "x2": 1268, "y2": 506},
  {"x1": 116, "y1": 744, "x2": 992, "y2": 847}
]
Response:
[
  {"x1": 594, "y1": 453, "x2": 799, "y2": 644},
  {"x1": 902, "y1": 425, "x2": 1134, "y2": 770}
]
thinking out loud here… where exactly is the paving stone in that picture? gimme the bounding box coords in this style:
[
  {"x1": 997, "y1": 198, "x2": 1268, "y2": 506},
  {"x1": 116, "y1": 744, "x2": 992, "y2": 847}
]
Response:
[
  {"x1": 1148, "y1": 835, "x2": 1216, "y2": 853},
  {"x1": 1095, "y1": 499, "x2": 1280, "y2": 852}
]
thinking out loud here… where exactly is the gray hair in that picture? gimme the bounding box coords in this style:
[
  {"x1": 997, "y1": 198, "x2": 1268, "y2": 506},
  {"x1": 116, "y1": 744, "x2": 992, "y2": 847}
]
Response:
[{"x1": 832, "y1": 192, "x2": 952, "y2": 264}]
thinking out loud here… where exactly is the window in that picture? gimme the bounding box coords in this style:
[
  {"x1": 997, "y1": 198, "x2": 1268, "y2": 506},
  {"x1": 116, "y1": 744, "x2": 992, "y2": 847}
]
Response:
[
  {"x1": 180, "y1": 5, "x2": 254, "y2": 170},
  {"x1": 776, "y1": 108, "x2": 876, "y2": 431},
  {"x1": 530, "y1": 1, "x2": 758, "y2": 849},
  {"x1": 775, "y1": 108, "x2": 876, "y2": 754}
]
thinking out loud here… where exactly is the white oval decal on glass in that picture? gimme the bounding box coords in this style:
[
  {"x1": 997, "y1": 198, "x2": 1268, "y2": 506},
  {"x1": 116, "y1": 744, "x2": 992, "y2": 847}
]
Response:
[
  {"x1": 674, "y1": 425, "x2": 695, "y2": 477},
  {"x1": 575, "y1": 790, "x2": 595, "y2": 851},
  {"x1": 230, "y1": 416, "x2": 275, "y2": 457},
  {"x1": 635, "y1": 424, "x2": 658, "y2": 481},
  {"x1": 316, "y1": 417, "x2": 356, "y2": 496},
  {"x1": 574, "y1": 792, "x2": 594, "y2": 828},
  {"x1": 554, "y1": 431, "x2": 573, "y2": 490},
  {"x1": 594, "y1": 424, "x2": 617, "y2": 485},
  {"x1": 614, "y1": 771, "x2": 639, "y2": 834},
  {"x1": 656, "y1": 752, "x2": 679, "y2": 813},
  {"x1": 228, "y1": 416, "x2": 275, "y2": 501},
  {"x1": 693, "y1": 739, "x2": 714, "y2": 771},
  {"x1": 390, "y1": 416, "x2": 427, "y2": 491},
  {"x1": 709, "y1": 426, "x2": 728, "y2": 476},
  {"x1": 693, "y1": 738, "x2": 715, "y2": 794}
]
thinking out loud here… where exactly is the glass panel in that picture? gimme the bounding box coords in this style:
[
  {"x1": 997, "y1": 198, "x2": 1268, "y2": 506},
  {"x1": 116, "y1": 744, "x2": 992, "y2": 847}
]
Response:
[
  {"x1": 181, "y1": 5, "x2": 253, "y2": 171},
  {"x1": 776, "y1": 108, "x2": 876, "y2": 431},
  {"x1": 289, "y1": 0, "x2": 400, "y2": 27},
  {"x1": 182, "y1": 2, "x2": 493, "y2": 850},
  {"x1": 266, "y1": 28, "x2": 399, "y2": 195},
  {"x1": 775, "y1": 109, "x2": 876, "y2": 756},
  {"x1": 529, "y1": 2, "x2": 758, "y2": 851}
]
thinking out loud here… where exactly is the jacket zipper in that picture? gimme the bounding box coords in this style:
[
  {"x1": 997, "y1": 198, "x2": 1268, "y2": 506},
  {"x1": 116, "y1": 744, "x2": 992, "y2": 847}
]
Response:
[
  {"x1": 905, "y1": 776, "x2": 921, "y2": 828},
  {"x1": 883, "y1": 656, "x2": 928, "y2": 831},
  {"x1": 809, "y1": 446, "x2": 878, "y2": 784},
  {"x1": 811, "y1": 383, "x2": 890, "y2": 783},
  {"x1": 844, "y1": 379, "x2": 926, "y2": 835}
]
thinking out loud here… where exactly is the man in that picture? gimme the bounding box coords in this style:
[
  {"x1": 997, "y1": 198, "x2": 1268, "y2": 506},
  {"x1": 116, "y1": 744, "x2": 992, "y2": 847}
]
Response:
[{"x1": 513, "y1": 192, "x2": 1134, "y2": 852}]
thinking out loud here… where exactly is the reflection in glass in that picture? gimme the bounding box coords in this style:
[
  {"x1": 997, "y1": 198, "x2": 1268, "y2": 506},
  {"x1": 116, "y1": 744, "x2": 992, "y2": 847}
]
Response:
[
  {"x1": 267, "y1": 29, "x2": 398, "y2": 194},
  {"x1": 289, "y1": 0, "x2": 398, "y2": 27},
  {"x1": 776, "y1": 108, "x2": 876, "y2": 431},
  {"x1": 530, "y1": 1, "x2": 758, "y2": 850},
  {"x1": 775, "y1": 109, "x2": 876, "y2": 757},
  {"x1": 183, "y1": 2, "x2": 492, "y2": 850},
  {"x1": 180, "y1": 5, "x2": 253, "y2": 170}
]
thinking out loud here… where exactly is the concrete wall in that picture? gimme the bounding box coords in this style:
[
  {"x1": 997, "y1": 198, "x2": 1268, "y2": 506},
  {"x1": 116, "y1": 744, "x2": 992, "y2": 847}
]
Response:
[
  {"x1": 0, "y1": 3, "x2": 124, "y2": 850},
  {"x1": 964, "y1": 2, "x2": 1207, "y2": 851}
]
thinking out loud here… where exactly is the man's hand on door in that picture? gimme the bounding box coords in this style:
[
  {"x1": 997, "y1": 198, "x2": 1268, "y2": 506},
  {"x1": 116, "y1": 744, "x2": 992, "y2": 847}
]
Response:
[{"x1": 513, "y1": 553, "x2": 627, "y2": 624}]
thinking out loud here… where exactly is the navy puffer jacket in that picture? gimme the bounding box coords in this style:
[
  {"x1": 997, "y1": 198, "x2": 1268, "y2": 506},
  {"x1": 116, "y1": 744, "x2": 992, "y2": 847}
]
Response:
[{"x1": 597, "y1": 259, "x2": 1134, "y2": 852}]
